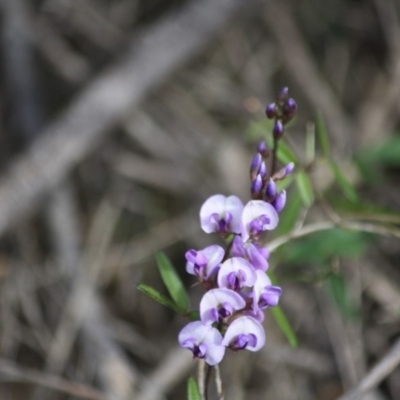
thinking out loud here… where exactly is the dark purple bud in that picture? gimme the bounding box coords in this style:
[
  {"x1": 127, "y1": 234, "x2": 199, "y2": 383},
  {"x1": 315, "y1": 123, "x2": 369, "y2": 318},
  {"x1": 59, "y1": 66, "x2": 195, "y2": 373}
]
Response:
[
  {"x1": 273, "y1": 190, "x2": 287, "y2": 213},
  {"x1": 250, "y1": 153, "x2": 262, "y2": 181},
  {"x1": 257, "y1": 141, "x2": 269, "y2": 157},
  {"x1": 285, "y1": 162, "x2": 295, "y2": 175},
  {"x1": 251, "y1": 174, "x2": 263, "y2": 199},
  {"x1": 278, "y1": 87, "x2": 289, "y2": 102},
  {"x1": 285, "y1": 98, "x2": 297, "y2": 115},
  {"x1": 265, "y1": 103, "x2": 277, "y2": 119},
  {"x1": 273, "y1": 120, "x2": 284, "y2": 139},
  {"x1": 282, "y1": 98, "x2": 298, "y2": 123},
  {"x1": 259, "y1": 162, "x2": 267, "y2": 180},
  {"x1": 265, "y1": 178, "x2": 277, "y2": 200}
]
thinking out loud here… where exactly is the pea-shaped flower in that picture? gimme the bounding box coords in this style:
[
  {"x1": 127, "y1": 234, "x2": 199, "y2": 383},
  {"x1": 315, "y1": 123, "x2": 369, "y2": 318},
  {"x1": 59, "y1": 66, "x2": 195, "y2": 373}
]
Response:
[
  {"x1": 252, "y1": 270, "x2": 282, "y2": 314},
  {"x1": 200, "y1": 288, "x2": 246, "y2": 325},
  {"x1": 179, "y1": 321, "x2": 225, "y2": 366},
  {"x1": 222, "y1": 316, "x2": 265, "y2": 352},
  {"x1": 232, "y1": 236, "x2": 270, "y2": 271},
  {"x1": 217, "y1": 257, "x2": 257, "y2": 292},
  {"x1": 185, "y1": 245, "x2": 224, "y2": 282},
  {"x1": 241, "y1": 200, "x2": 279, "y2": 242},
  {"x1": 200, "y1": 195, "x2": 244, "y2": 235}
]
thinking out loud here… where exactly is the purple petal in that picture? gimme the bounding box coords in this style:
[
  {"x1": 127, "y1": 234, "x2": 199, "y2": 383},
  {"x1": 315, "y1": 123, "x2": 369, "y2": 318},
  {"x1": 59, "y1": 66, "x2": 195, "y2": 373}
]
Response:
[
  {"x1": 199, "y1": 195, "x2": 244, "y2": 234},
  {"x1": 200, "y1": 288, "x2": 246, "y2": 325},
  {"x1": 222, "y1": 316, "x2": 265, "y2": 352},
  {"x1": 178, "y1": 321, "x2": 225, "y2": 366},
  {"x1": 241, "y1": 200, "x2": 279, "y2": 242},
  {"x1": 217, "y1": 257, "x2": 257, "y2": 291},
  {"x1": 185, "y1": 245, "x2": 224, "y2": 279}
]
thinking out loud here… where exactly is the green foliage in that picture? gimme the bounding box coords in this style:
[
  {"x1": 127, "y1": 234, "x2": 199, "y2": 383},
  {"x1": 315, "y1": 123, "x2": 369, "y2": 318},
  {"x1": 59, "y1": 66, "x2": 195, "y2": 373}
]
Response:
[
  {"x1": 327, "y1": 273, "x2": 359, "y2": 319},
  {"x1": 359, "y1": 135, "x2": 400, "y2": 166},
  {"x1": 305, "y1": 122, "x2": 316, "y2": 163},
  {"x1": 275, "y1": 190, "x2": 303, "y2": 236},
  {"x1": 296, "y1": 171, "x2": 314, "y2": 207},
  {"x1": 136, "y1": 284, "x2": 182, "y2": 313},
  {"x1": 271, "y1": 305, "x2": 299, "y2": 348},
  {"x1": 284, "y1": 228, "x2": 367, "y2": 265},
  {"x1": 156, "y1": 252, "x2": 190, "y2": 313},
  {"x1": 356, "y1": 135, "x2": 400, "y2": 183},
  {"x1": 315, "y1": 112, "x2": 331, "y2": 158},
  {"x1": 187, "y1": 377, "x2": 202, "y2": 400},
  {"x1": 329, "y1": 161, "x2": 358, "y2": 202}
]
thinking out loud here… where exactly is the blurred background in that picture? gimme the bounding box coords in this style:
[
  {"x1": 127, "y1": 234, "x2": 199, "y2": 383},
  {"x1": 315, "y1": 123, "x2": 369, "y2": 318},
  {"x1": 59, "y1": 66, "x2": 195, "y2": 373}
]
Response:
[{"x1": 0, "y1": 0, "x2": 399, "y2": 399}]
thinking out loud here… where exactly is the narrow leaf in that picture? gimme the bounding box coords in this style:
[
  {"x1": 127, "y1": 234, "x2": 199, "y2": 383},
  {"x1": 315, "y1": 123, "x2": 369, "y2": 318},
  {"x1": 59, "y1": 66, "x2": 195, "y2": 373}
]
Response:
[
  {"x1": 277, "y1": 140, "x2": 299, "y2": 165},
  {"x1": 327, "y1": 274, "x2": 359, "y2": 320},
  {"x1": 329, "y1": 161, "x2": 358, "y2": 202},
  {"x1": 136, "y1": 284, "x2": 181, "y2": 313},
  {"x1": 187, "y1": 377, "x2": 202, "y2": 400},
  {"x1": 305, "y1": 122, "x2": 316, "y2": 163},
  {"x1": 316, "y1": 112, "x2": 331, "y2": 157},
  {"x1": 156, "y1": 252, "x2": 190, "y2": 313},
  {"x1": 296, "y1": 171, "x2": 314, "y2": 207},
  {"x1": 271, "y1": 306, "x2": 298, "y2": 348}
]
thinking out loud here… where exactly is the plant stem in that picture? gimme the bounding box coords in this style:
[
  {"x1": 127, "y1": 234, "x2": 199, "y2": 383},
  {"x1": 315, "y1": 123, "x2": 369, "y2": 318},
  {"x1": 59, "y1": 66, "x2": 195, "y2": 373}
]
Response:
[{"x1": 204, "y1": 365, "x2": 212, "y2": 400}]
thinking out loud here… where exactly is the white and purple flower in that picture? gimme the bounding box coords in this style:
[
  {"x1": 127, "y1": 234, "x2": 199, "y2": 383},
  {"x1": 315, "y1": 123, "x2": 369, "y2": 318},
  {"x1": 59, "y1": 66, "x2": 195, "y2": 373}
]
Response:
[
  {"x1": 222, "y1": 316, "x2": 265, "y2": 352},
  {"x1": 232, "y1": 236, "x2": 270, "y2": 271},
  {"x1": 200, "y1": 195, "x2": 244, "y2": 235},
  {"x1": 241, "y1": 200, "x2": 279, "y2": 242},
  {"x1": 185, "y1": 245, "x2": 224, "y2": 282},
  {"x1": 217, "y1": 257, "x2": 257, "y2": 292},
  {"x1": 252, "y1": 270, "x2": 282, "y2": 315},
  {"x1": 200, "y1": 288, "x2": 246, "y2": 325},
  {"x1": 179, "y1": 321, "x2": 225, "y2": 366}
]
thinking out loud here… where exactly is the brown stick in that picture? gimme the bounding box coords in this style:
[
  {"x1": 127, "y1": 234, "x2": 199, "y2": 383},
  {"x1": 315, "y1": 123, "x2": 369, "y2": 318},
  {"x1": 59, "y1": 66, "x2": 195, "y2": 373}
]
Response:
[
  {"x1": 0, "y1": 0, "x2": 254, "y2": 238},
  {"x1": 0, "y1": 359, "x2": 106, "y2": 400}
]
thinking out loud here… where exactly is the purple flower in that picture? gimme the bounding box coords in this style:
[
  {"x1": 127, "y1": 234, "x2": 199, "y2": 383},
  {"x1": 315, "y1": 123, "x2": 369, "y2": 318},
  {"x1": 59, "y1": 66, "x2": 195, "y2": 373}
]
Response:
[
  {"x1": 252, "y1": 270, "x2": 282, "y2": 313},
  {"x1": 200, "y1": 288, "x2": 245, "y2": 325},
  {"x1": 222, "y1": 316, "x2": 265, "y2": 352},
  {"x1": 251, "y1": 175, "x2": 262, "y2": 198},
  {"x1": 200, "y1": 195, "x2": 244, "y2": 235},
  {"x1": 185, "y1": 245, "x2": 224, "y2": 282},
  {"x1": 217, "y1": 257, "x2": 257, "y2": 291},
  {"x1": 273, "y1": 190, "x2": 287, "y2": 213},
  {"x1": 250, "y1": 153, "x2": 262, "y2": 181},
  {"x1": 265, "y1": 178, "x2": 277, "y2": 201},
  {"x1": 232, "y1": 236, "x2": 269, "y2": 271},
  {"x1": 241, "y1": 200, "x2": 279, "y2": 242},
  {"x1": 179, "y1": 321, "x2": 225, "y2": 366}
]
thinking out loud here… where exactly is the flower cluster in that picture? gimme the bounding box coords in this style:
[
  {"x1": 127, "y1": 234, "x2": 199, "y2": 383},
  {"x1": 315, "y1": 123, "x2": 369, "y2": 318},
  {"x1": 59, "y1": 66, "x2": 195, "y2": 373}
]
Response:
[{"x1": 179, "y1": 88, "x2": 297, "y2": 366}]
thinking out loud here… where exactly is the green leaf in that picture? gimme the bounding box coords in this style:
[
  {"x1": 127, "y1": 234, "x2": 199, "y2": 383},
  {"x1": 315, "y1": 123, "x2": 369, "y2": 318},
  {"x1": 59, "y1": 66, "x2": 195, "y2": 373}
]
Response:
[
  {"x1": 315, "y1": 112, "x2": 331, "y2": 158},
  {"x1": 187, "y1": 310, "x2": 200, "y2": 321},
  {"x1": 275, "y1": 190, "x2": 303, "y2": 236},
  {"x1": 327, "y1": 274, "x2": 358, "y2": 319},
  {"x1": 136, "y1": 284, "x2": 182, "y2": 313},
  {"x1": 156, "y1": 252, "x2": 190, "y2": 313},
  {"x1": 329, "y1": 161, "x2": 358, "y2": 202},
  {"x1": 305, "y1": 122, "x2": 316, "y2": 163},
  {"x1": 284, "y1": 228, "x2": 367, "y2": 264},
  {"x1": 296, "y1": 172, "x2": 314, "y2": 207},
  {"x1": 277, "y1": 140, "x2": 299, "y2": 165},
  {"x1": 271, "y1": 305, "x2": 298, "y2": 348},
  {"x1": 187, "y1": 377, "x2": 202, "y2": 400},
  {"x1": 358, "y1": 135, "x2": 400, "y2": 166}
]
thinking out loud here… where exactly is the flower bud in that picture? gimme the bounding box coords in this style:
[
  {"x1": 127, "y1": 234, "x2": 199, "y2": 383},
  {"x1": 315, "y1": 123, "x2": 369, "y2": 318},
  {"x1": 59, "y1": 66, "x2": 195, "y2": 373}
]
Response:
[
  {"x1": 251, "y1": 174, "x2": 263, "y2": 199},
  {"x1": 250, "y1": 153, "x2": 262, "y2": 181},
  {"x1": 285, "y1": 162, "x2": 295, "y2": 175},
  {"x1": 273, "y1": 120, "x2": 284, "y2": 139},
  {"x1": 278, "y1": 87, "x2": 289, "y2": 102},
  {"x1": 273, "y1": 190, "x2": 287, "y2": 213},
  {"x1": 259, "y1": 162, "x2": 267, "y2": 180},
  {"x1": 257, "y1": 141, "x2": 269, "y2": 157},
  {"x1": 265, "y1": 178, "x2": 277, "y2": 201},
  {"x1": 265, "y1": 103, "x2": 277, "y2": 119},
  {"x1": 282, "y1": 98, "x2": 297, "y2": 123}
]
